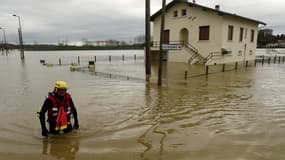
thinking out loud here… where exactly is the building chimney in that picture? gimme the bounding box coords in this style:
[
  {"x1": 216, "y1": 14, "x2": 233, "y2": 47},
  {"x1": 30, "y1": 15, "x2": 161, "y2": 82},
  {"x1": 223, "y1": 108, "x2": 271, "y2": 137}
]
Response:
[{"x1": 215, "y1": 5, "x2": 220, "y2": 10}]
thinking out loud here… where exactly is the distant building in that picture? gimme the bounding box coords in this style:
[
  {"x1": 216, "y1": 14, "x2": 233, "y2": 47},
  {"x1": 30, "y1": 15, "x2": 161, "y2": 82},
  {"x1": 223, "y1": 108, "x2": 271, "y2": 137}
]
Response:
[
  {"x1": 151, "y1": 0, "x2": 266, "y2": 65},
  {"x1": 67, "y1": 41, "x2": 84, "y2": 46}
]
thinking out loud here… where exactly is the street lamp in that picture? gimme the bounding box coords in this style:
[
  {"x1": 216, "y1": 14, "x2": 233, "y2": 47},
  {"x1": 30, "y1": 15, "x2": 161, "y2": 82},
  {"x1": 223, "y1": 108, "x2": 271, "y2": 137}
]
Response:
[
  {"x1": 0, "y1": 27, "x2": 7, "y2": 53},
  {"x1": 13, "y1": 14, "x2": 24, "y2": 60}
]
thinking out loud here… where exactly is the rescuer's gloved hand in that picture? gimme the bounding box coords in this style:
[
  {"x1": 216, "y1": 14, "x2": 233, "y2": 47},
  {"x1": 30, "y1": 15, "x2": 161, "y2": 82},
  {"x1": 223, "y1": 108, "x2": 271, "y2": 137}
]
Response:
[
  {"x1": 73, "y1": 122, "x2": 79, "y2": 130},
  {"x1": 42, "y1": 128, "x2": 49, "y2": 137}
]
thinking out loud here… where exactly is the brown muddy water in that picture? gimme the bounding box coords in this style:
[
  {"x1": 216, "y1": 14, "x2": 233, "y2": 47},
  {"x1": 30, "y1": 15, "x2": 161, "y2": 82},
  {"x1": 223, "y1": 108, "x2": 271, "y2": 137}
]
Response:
[{"x1": 1, "y1": 50, "x2": 285, "y2": 160}]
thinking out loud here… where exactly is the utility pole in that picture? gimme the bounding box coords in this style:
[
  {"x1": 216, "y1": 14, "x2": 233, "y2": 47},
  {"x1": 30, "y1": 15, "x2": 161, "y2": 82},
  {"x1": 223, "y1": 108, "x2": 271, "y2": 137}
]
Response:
[
  {"x1": 145, "y1": 0, "x2": 151, "y2": 80},
  {"x1": 158, "y1": 0, "x2": 166, "y2": 86},
  {"x1": 13, "y1": 14, "x2": 24, "y2": 60}
]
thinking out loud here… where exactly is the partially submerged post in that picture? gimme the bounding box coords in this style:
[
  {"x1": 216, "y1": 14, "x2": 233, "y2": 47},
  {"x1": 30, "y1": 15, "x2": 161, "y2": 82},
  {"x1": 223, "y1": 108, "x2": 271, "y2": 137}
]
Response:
[
  {"x1": 88, "y1": 61, "x2": 95, "y2": 66},
  {"x1": 88, "y1": 61, "x2": 95, "y2": 70},
  {"x1": 40, "y1": 59, "x2": 45, "y2": 65},
  {"x1": 274, "y1": 55, "x2": 277, "y2": 64},
  {"x1": 205, "y1": 66, "x2": 209, "y2": 75},
  {"x1": 0, "y1": 40, "x2": 3, "y2": 55},
  {"x1": 77, "y1": 56, "x2": 80, "y2": 66}
]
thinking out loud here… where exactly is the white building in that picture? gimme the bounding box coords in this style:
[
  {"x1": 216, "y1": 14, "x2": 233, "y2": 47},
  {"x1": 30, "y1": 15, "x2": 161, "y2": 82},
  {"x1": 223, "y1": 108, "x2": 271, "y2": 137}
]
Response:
[{"x1": 151, "y1": 0, "x2": 266, "y2": 65}]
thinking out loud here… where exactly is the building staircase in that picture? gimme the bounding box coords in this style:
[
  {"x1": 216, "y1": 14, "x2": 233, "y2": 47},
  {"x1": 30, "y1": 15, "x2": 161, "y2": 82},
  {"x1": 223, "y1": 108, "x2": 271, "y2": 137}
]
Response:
[
  {"x1": 151, "y1": 41, "x2": 225, "y2": 65},
  {"x1": 181, "y1": 41, "x2": 200, "y2": 64}
]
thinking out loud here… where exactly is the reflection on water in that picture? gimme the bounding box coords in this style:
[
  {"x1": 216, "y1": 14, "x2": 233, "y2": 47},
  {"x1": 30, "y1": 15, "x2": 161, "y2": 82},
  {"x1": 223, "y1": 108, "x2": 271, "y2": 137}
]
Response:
[
  {"x1": 42, "y1": 134, "x2": 80, "y2": 160},
  {"x1": 1, "y1": 50, "x2": 285, "y2": 160}
]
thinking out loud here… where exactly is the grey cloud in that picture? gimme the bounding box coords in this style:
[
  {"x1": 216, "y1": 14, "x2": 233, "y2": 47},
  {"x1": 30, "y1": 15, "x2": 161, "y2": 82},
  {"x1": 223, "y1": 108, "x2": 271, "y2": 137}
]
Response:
[{"x1": 0, "y1": 0, "x2": 284, "y2": 43}]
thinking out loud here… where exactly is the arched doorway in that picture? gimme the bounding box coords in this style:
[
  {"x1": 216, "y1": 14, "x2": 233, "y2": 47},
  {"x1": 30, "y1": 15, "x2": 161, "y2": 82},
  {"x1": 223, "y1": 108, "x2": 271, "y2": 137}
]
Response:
[{"x1": 179, "y1": 28, "x2": 189, "y2": 44}]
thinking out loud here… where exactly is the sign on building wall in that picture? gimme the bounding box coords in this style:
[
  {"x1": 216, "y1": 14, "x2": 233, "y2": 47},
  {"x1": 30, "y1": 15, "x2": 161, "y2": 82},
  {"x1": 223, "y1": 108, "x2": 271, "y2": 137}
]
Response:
[{"x1": 162, "y1": 44, "x2": 182, "y2": 50}]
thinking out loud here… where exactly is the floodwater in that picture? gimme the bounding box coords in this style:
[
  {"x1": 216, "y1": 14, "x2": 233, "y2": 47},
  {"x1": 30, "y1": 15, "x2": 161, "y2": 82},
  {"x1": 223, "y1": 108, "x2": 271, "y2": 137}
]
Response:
[{"x1": 1, "y1": 50, "x2": 285, "y2": 160}]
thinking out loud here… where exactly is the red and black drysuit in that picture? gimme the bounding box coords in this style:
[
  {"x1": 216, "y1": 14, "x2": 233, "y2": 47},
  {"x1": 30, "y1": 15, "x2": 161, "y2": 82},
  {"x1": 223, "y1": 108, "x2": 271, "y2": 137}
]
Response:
[{"x1": 39, "y1": 92, "x2": 79, "y2": 136}]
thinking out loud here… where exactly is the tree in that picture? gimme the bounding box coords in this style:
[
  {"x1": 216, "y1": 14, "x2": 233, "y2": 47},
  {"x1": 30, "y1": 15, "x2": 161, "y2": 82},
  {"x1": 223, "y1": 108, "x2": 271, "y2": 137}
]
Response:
[{"x1": 258, "y1": 29, "x2": 278, "y2": 47}]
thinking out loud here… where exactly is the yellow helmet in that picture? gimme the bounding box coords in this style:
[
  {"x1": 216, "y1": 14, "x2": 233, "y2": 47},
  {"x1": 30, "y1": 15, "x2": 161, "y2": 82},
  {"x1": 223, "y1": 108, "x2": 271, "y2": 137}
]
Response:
[{"x1": 54, "y1": 81, "x2": 68, "y2": 92}]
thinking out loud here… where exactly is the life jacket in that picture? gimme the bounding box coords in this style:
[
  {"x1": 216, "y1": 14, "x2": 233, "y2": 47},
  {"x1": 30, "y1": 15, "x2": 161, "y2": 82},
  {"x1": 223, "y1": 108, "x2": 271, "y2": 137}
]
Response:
[{"x1": 47, "y1": 93, "x2": 72, "y2": 122}]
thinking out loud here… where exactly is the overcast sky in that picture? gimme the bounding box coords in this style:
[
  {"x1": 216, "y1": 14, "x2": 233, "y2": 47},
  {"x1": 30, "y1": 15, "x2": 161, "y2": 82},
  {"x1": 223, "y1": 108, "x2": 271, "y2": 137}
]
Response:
[{"x1": 0, "y1": 0, "x2": 284, "y2": 44}]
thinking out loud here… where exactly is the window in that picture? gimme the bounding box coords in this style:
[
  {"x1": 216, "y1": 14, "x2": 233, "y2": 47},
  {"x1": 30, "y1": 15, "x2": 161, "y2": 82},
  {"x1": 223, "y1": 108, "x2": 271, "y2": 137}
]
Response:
[
  {"x1": 199, "y1": 26, "x2": 210, "y2": 40},
  {"x1": 163, "y1": 30, "x2": 170, "y2": 44},
  {"x1": 173, "y1": 11, "x2": 178, "y2": 17},
  {"x1": 239, "y1": 27, "x2": 244, "y2": 42},
  {"x1": 182, "y1": 9, "x2": 187, "y2": 16},
  {"x1": 251, "y1": 30, "x2": 255, "y2": 42},
  {"x1": 228, "y1": 25, "x2": 234, "y2": 41}
]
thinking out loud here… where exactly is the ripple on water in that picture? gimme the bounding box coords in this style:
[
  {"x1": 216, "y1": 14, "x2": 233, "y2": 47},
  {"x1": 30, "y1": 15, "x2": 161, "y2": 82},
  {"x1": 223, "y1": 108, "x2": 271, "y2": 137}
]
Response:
[{"x1": 141, "y1": 92, "x2": 257, "y2": 137}]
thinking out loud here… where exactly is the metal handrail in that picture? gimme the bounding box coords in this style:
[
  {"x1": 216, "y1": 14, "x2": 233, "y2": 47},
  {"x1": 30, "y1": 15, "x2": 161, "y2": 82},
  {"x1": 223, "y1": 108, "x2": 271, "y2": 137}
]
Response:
[
  {"x1": 188, "y1": 53, "x2": 199, "y2": 64},
  {"x1": 151, "y1": 41, "x2": 201, "y2": 64},
  {"x1": 183, "y1": 41, "x2": 198, "y2": 53},
  {"x1": 205, "y1": 52, "x2": 221, "y2": 63}
]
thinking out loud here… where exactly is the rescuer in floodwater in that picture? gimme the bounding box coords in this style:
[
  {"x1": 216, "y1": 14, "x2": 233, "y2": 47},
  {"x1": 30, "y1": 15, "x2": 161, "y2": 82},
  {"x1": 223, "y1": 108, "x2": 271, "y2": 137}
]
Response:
[{"x1": 39, "y1": 81, "x2": 79, "y2": 137}]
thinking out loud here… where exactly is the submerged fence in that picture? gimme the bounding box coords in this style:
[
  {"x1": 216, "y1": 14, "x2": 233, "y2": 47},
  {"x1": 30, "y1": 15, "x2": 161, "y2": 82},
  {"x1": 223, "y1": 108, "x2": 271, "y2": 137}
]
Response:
[
  {"x1": 39, "y1": 49, "x2": 285, "y2": 82},
  {"x1": 183, "y1": 55, "x2": 285, "y2": 80},
  {"x1": 40, "y1": 54, "x2": 145, "y2": 82},
  {"x1": 80, "y1": 68, "x2": 145, "y2": 82},
  {"x1": 40, "y1": 54, "x2": 144, "y2": 66}
]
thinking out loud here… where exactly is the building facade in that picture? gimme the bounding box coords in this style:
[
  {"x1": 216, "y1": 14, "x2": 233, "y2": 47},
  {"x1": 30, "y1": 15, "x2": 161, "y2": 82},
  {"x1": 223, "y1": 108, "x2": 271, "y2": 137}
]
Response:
[{"x1": 151, "y1": 0, "x2": 266, "y2": 65}]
